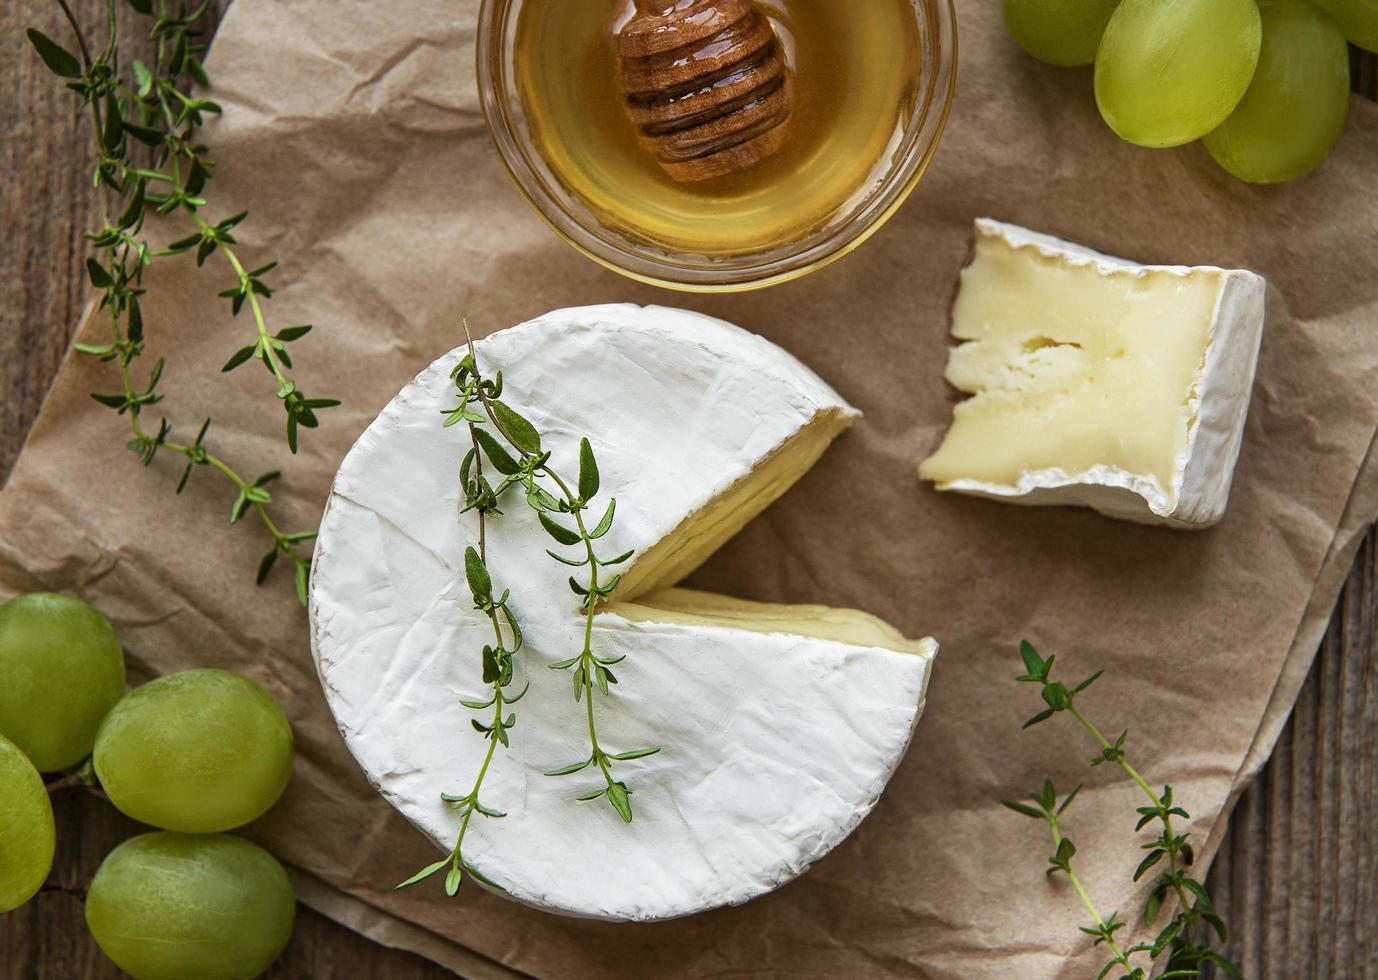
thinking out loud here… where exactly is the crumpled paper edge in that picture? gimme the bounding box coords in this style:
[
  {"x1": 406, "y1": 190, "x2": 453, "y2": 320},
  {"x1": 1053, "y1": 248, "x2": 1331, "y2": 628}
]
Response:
[
  {"x1": 288, "y1": 867, "x2": 528, "y2": 980},
  {"x1": 1195, "y1": 424, "x2": 1378, "y2": 874}
]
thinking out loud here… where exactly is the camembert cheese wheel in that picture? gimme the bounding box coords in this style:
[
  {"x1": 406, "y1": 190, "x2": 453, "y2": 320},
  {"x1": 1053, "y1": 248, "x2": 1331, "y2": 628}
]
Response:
[{"x1": 311, "y1": 304, "x2": 937, "y2": 921}]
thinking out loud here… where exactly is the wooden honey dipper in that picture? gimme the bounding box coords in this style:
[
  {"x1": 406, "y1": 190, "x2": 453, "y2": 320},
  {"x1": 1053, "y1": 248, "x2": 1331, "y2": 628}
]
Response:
[{"x1": 615, "y1": 0, "x2": 793, "y2": 183}]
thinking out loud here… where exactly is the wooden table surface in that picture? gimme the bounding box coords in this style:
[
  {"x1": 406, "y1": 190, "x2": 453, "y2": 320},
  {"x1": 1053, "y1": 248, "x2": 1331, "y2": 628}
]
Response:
[{"x1": 2, "y1": 3, "x2": 1375, "y2": 977}]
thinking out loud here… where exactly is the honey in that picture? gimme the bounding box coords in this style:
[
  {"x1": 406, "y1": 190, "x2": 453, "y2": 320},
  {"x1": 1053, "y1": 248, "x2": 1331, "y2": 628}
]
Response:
[{"x1": 513, "y1": 0, "x2": 924, "y2": 256}]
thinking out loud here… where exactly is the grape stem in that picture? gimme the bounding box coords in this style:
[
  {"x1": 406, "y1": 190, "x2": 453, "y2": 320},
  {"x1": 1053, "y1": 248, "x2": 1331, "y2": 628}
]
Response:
[
  {"x1": 38, "y1": 880, "x2": 88, "y2": 900},
  {"x1": 44, "y1": 773, "x2": 83, "y2": 795},
  {"x1": 44, "y1": 759, "x2": 99, "y2": 797}
]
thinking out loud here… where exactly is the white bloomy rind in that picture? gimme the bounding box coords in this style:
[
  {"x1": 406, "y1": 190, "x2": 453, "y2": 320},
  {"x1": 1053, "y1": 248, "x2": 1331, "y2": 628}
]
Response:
[
  {"x1": 934, "y1": 219, "x2": 1266, "y2": 529},
  {"x1": 310, "y1": 304, "x2": 936, "y2": 921}
]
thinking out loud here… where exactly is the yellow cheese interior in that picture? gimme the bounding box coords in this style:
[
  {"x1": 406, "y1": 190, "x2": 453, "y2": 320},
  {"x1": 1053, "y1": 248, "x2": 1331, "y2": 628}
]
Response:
[
  {"x1": 609, "y1": 588, "x2": 931, "y2": 656},
  {"x1": 617, "y1": 409, "x2": 853, "y2": 601},
  {"x1": 919, "y1": 229, "x2": 1226, "y2": 493},
  {"x1": 613, "y1": 409, "x2": 927, "y2": 654}
]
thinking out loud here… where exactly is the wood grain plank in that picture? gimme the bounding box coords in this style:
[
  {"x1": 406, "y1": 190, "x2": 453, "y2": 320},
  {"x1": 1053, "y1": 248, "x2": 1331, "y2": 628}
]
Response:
[
  {"x1": 2, "y1": 4, "x2": 1376, "y2": 978},
  {"x1": 0, "y1": 0, "x2": 112, "y2": 482},
  {"x1": 1205, "y1": 529, "x2": 1378, "y2": 979}
]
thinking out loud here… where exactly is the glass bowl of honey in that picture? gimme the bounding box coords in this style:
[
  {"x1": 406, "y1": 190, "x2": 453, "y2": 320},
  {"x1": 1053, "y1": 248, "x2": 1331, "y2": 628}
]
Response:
[{"x1": 478, "y1": 0, "x2": 957, "y2": 292}]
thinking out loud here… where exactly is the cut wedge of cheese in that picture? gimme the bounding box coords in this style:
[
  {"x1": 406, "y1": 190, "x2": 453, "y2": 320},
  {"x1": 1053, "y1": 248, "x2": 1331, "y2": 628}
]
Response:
[
  {"x1": 310, "y1": 304, "x2": 937, "y2": 921},
  {"x1": 920, "y1": 218, "x2": 1266, "y2": 528}
]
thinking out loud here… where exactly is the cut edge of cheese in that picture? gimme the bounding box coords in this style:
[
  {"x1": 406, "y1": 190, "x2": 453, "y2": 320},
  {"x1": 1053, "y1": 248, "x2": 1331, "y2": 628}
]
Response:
[
  {"x1": 607, "y1": 587, "x2": 938, "y2": 658},
  {"x1": 920, "y1": 218, "x2": 1266, "y2": 529},
  {"x1": 617, "y1": 407, "x2": 856, "y2": 600}
]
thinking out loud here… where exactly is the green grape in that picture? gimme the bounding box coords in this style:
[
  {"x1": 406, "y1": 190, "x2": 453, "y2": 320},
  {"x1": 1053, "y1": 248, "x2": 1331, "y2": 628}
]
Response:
[
  {"x1": 1313, "y1": 0, "x2": 1378, "y2": 51},
  {"x1": 1204, "y1": 2, "x2": 1352, "y2": 184},
  {"x1": 94, "y1": 669, "x2": 293, "y2": 833},
  {"x1": 0, "y1": 592, "x2": 126, "y2": 772},
  {"x1": 86, "y1": 832, "x2": 295, "y2": 980},
  {"x1": 1002, "y1": 0, "x2": 1123, "y2": 67},
  {"x1": 0, "y1": 735, "x2": 55, "y2": 912},
  {"x1": 1095, "y1": 0, "x2": 1263, "y2": 147}
]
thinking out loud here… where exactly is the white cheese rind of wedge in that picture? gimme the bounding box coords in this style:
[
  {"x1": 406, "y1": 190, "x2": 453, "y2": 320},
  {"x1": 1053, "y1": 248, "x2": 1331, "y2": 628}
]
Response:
[
  {"x1": 920, "y1": 219, "x2": 1266, "y2": 529},
  {"x1": 309, "y1": 304, "x2": 937, "y2": 921}
]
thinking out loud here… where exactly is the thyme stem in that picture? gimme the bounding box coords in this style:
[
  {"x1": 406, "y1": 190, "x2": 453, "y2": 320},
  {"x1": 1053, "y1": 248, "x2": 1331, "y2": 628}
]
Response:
[
  {"x1": 1067, "y1": 703, "x2": 1203, "y2": 960},
  {"x1": 140, "y1": 26, "x2": 291, "y2": 402},
  {"x1": 54, "y1": 0, "x2": 90, "y2": 66},
  {"x1": 533, "y1": 462, "x2": 618, "y2": 794},
  {"x1": 446, "y1": 684, "x2": 505, "y2": 883},
  {"x1": 209, "y1": 230, "x2": 293, "y2": 391},
  {"x1": 1045, "y1": 810, "x2": 1136, "y2": 972},
  {"x1": 437, "y1": 420, "x2": 515, "y2": 889}
]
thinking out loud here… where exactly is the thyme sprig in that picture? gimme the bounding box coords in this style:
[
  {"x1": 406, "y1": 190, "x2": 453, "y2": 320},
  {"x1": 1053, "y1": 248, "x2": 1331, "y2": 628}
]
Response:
[
  {"x1": 397, "y1": 545, "x2": 527, "y2": 896},
  {"x1": 400, "y1": 327, "x2": 657, "y2": 896},
  {"x1": 445, "y1": 331, "x2": 659, "y2": 824},
  {"x1": 25, "y1": 0, "x2": 335, "y2": 602},
  {"x1": 1003, "y1": 643, "x2": 1241, "y2": 980},
  {"x1": 535, "y1": 439, "x2": 658, "y2": 824},
  {"x1": 397, "y1": 349, "x2": 531, "y2": 896}
]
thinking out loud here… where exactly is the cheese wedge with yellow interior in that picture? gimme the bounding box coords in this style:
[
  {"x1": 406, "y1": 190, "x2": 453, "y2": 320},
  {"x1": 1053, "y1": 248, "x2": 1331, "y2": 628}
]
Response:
[{"x1": 921, "y1": 219, "x2": 1266, "y2": 528}]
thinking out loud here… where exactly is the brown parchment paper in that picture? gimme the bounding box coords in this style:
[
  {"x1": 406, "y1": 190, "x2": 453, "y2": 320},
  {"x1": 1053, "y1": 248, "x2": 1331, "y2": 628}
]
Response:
[{"x1": 4, "y1": 1, "x2": 1378, "y2": 976}]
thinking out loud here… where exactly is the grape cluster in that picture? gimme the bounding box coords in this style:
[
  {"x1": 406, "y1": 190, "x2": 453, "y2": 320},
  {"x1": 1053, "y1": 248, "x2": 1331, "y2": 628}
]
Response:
[
  {"x1": 1003, "y1": 0, "x2": 1364, "y2": 183},
  {"x1": 0, "y1": 593, "x2": 297, "y2": 980}
]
